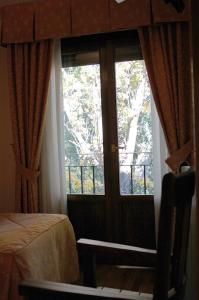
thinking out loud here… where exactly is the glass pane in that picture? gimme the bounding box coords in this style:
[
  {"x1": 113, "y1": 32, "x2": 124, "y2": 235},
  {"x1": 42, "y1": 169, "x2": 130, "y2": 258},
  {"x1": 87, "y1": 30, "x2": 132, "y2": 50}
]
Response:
[
  {"x1": 62, "y1": 61, "x2": 105, "y2": 195},
  {"x1": 115, "y1": 60, "x2": 154, "y2": 195}
]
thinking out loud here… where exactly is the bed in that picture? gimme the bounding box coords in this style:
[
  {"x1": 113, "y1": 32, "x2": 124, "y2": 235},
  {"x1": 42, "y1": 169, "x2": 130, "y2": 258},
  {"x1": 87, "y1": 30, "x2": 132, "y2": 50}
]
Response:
[{"x1": 0, "y1": 213, "x2": 79, "y2": 300}]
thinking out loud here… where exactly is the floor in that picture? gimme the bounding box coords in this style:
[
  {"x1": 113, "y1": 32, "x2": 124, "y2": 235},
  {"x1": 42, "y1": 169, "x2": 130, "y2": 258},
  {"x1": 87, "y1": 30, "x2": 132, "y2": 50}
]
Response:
[{"x1": 96, "y1": 265, "x2": 154, "y2": 294}]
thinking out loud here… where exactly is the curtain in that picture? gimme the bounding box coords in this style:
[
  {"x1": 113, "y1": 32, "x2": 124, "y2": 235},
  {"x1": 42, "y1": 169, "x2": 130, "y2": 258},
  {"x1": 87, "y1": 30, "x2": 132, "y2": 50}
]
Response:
[
  {"x1": 7, "y1": 40, "x2": 54, "y2": 213},
  {"x1": 40, "y1": 40, "x2": 67, "y2": 214},
  {"x1": 139, "y1": 22, "x2": 195, "y2": 298},
  {"x1": 151, "y1": 98, "x2": 168, "y2": 239},
  {"x1": 139, "y1": 22, "x2": 193, "y2": 172}
]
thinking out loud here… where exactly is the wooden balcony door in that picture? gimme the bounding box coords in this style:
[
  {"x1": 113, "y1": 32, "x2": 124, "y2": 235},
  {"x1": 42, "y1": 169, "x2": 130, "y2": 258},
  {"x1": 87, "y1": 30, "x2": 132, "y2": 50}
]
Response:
[{"x1": 62, "y1": 31, "x2": 156, "y2": 248}]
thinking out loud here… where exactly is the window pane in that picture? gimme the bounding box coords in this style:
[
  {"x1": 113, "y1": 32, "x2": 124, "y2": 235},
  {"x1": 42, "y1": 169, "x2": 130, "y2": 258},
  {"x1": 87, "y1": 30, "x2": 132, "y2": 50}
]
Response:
[
  {"x1": 62, "y1": 62, "x2": 105, "y2": 195},
  {"x1": 115, "y1": 60, "x2": 154, "y2": 195}
]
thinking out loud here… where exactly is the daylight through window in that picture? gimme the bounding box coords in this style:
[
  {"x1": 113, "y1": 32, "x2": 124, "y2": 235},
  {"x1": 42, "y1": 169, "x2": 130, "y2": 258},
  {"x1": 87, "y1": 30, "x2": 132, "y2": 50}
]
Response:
[{"x1": 61, "y1": 33, "x2": 154, "y2": 196}]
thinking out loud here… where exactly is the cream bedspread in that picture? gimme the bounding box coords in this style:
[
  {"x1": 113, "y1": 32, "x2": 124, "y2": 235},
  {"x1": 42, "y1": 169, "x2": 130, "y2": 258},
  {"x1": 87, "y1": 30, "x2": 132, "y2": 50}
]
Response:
[{"x1": 0, "y1": 213, "x2": 79, "y2": 300}]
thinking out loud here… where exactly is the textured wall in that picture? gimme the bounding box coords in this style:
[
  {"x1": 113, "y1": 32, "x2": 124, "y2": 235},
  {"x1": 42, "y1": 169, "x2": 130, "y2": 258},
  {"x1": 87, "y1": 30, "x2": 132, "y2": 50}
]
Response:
[{"x1": 0, "y1": 47, "x2": 15, "y2": 212}]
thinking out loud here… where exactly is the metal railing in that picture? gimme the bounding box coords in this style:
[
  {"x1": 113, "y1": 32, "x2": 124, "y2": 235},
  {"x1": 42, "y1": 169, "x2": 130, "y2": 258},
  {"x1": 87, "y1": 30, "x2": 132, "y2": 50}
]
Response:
[
  {"x1": 67, "y1": 165, "x2": 98, "y2": 194},
  {"x1": 120, "y1": 164, "x2": 151, "y2": 195},
  {"x1": 65, "y1": 152, "x2": 153, "y2": 195}
]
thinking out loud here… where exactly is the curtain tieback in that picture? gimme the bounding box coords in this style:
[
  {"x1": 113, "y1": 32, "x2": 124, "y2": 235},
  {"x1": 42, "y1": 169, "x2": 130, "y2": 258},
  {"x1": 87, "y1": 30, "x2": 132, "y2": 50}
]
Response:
[
  {"x1": 165, "y1": 140, "x2": 193, "y2": 171},
  {"x1": 16, "y1": 163, "x2": 40, "y2": 182}
]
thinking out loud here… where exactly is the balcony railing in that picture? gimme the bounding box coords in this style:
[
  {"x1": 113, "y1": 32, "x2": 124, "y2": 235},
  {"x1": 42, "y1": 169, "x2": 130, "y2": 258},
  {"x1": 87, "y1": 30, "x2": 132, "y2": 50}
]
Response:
[
  {"x1": 67, "y1": 165, "x2": 98, "y2": 194},
  {"x1": 120, "y1": 164, "x2": 150, "y2": 195},
  {"x1": 65, "y1": 152, "x2": 153, "y2": 195}
]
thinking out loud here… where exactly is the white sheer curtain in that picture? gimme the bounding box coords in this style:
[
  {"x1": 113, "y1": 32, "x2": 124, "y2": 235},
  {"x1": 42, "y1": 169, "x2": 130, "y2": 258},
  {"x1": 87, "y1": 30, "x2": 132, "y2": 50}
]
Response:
[
  {"x1": 40, "y1": 40, "x2": 67, "y2": 213},
  {"x1": 151, "y1": 98, "x2": 168, "y2": 241},
  {"x1": 39, "y1": 40, "x2": 167, "y2": 226}
]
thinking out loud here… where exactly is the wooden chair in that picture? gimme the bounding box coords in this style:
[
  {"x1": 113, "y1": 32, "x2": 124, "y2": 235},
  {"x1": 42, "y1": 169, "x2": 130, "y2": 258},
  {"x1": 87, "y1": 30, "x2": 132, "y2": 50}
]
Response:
[{"x1": 19, "y1": 170, "x2": 195, "y2": 300}]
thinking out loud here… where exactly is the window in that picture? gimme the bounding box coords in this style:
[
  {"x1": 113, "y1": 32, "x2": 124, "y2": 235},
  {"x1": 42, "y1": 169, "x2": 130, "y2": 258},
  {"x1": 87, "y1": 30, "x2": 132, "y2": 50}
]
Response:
[
  {"x1": 62, "y1": 54, "x2": 104, "y2": 195},
  {"x1": 61, "y1": 31, "x2": 154, "y2": 197}
]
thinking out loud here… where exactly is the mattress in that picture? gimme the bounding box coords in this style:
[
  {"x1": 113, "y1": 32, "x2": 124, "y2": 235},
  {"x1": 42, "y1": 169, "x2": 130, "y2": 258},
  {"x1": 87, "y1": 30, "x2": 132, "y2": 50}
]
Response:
[{"x1": 0, "y1": 213, "x2": 79, "y2": 300}]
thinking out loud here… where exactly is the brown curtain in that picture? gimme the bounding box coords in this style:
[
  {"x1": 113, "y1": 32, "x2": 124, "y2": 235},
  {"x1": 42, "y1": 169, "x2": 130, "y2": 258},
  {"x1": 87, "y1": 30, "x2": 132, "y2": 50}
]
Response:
[
  {"x1": 138, "y1": 22, "x2": 193, "y2": 171},
  {"x1": 7, "y1": 40, "x2": 54, "y2": 212}
]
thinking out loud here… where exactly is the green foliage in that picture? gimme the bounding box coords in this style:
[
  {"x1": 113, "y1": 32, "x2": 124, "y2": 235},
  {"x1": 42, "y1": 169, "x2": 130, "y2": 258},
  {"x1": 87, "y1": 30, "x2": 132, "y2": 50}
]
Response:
[{"x1": 62, "y1": 60, "x2": 154, "y2": 195}]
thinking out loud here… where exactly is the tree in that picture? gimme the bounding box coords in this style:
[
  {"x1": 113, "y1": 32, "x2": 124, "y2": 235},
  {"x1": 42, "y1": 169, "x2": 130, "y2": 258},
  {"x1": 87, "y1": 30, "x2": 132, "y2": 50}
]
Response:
[
  {"x1": 62, "y1": 60, "x2": 154, "y2": 194},
  {"x1": 62, "y1": 65, "x2": 104, "y2": 193},
  {"x1": 116, "y1": 60, "x2": 153, "y2": 194}
]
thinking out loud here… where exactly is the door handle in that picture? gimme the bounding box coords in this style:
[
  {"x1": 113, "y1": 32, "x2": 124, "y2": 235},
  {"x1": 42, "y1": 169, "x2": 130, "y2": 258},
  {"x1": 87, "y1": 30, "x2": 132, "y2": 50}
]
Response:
[{"x1": 111, "y1": 144, "x2": 125, "y2": 153}]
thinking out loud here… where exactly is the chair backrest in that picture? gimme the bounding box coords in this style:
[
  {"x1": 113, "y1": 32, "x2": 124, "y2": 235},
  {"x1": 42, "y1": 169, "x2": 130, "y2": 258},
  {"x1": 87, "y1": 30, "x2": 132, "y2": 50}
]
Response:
[{"x1": 153, "y1": 170, "x2": 195, "y2": 300}]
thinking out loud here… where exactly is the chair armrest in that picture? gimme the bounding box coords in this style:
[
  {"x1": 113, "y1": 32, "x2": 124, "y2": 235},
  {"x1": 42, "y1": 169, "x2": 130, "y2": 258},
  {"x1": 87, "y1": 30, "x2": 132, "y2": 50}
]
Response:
[
  {"x1": 19, "y1": 279, "x2": 150, "y2": 300},
  {"x1": 78, "y1": 238, "x2": 157, "y2": 267},
  {"x1": 77, "y1": 239, "x2": 156, "y2": 287}
]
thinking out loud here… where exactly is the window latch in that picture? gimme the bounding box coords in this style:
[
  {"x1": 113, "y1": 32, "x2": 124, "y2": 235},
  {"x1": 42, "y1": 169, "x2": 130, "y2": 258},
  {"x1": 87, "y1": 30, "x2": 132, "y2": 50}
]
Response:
[{"x1": 111, "y1": 144, "x2": 125, "y2": 153}]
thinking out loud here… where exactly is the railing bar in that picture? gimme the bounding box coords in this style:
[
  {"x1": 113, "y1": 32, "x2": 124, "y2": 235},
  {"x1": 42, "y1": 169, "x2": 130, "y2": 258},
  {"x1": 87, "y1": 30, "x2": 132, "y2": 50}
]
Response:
[
  {"x1": 65, "y1": 158, "x2": 152, "y2": 195},
  {"x1": 65, "y1": 151, "x2": 152, "y2": 155},
  {"x1": 66, "y1": 165, "x2": 105, "y2": 168},
  {"x1": 130, "y1": 165, "x2": 133, "y2": 194},
  {"x1": 143, "y1": 165, "x2": 146, "y2": 195},
  {"x1": 68, "y1": 166, "x2": 72, "y2": 194},
  {"x1": 66, "y1": 164, "x2": 151, "y2": 168},
  {"x1": 66, "y1": 164, "x2": 152, "y2": 168},
  {"x1": 80, "y1": 166, "x2": 84, "y2": 194},
  {"x1": 120, "y1": 164, "x2": 151, "y2": 167},
  {"x1": 92, "y1": 166, "x2": 96, "y2": 194}
]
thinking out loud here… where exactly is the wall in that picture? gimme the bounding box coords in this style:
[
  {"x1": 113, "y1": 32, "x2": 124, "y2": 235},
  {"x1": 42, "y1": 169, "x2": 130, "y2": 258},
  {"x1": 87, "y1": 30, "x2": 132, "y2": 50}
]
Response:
[{"x1": 0, "y1": 46, "x2": 15, "y2": 212}]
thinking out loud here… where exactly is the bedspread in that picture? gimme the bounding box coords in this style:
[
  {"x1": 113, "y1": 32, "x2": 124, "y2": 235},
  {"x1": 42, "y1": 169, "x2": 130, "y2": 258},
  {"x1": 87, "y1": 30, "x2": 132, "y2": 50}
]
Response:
[{"x1": 0, "y1": 213, "x2": 79, "y2": 300}]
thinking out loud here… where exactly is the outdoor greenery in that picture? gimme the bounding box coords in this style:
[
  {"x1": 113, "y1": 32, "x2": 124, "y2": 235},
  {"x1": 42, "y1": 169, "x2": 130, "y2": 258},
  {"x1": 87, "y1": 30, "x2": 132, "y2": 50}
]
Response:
[{"x1": 61, "y1": 59, "x2": 154, "y2": 195}]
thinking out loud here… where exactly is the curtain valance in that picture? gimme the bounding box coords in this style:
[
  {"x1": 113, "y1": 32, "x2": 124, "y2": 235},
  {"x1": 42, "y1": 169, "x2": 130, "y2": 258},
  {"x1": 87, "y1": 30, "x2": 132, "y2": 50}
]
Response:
[{"x1": 0, "y1": 0, "x2": 190, "y2": 45}]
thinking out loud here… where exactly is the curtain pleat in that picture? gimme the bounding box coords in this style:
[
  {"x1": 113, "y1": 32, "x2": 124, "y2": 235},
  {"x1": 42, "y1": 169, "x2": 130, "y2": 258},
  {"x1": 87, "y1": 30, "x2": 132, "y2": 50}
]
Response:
[
  {"x1": 7, "y1": 40, "x2": 54, "y2": 212},
  {"x1": 40, "y1": 40, "x2": 67, "y2": 214},
  {"x1": 138, "y1": 22, "x2": 193, "y2": 172}
]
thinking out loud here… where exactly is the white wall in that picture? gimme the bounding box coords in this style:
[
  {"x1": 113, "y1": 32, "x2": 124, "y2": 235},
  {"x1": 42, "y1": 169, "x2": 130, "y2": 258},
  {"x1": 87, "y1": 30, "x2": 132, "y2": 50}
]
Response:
[{"x1": 0, "y1": 46, "x2": 15, "y2": 212}]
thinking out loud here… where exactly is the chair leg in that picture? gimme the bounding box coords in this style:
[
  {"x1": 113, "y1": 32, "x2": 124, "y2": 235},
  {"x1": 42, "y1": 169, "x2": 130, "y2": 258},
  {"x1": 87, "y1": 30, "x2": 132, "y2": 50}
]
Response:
[{"x1": 81, "y1": 252, "x2": 97, "y2": 288}]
